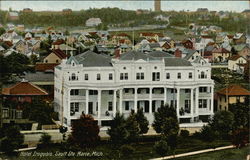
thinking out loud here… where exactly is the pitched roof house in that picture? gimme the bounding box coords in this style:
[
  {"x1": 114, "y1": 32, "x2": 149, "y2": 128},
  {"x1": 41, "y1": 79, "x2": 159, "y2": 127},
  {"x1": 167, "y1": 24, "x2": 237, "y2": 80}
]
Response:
[{"x1": 43, "y1": 49, "x2": 67, "y2": 63}]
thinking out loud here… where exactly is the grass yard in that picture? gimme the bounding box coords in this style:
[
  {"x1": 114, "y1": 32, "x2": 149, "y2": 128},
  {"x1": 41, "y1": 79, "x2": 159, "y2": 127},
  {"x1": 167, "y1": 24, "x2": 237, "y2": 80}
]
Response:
[{"x1": 175, "y1": 146, "x2": 249, "y2": 160}]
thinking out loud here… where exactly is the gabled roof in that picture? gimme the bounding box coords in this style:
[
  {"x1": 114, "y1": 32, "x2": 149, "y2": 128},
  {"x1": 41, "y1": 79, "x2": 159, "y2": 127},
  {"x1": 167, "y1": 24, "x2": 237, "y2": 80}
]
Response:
[
  {"x1": 119, "y1": 50, "x2": 156, "y2": 61},
  {"x1": 164, "y1": 58, "x2": 192, "y2": 66},
  {"x1": 2, "y1": 81, "x2": 48, "y2": 95},
  {"x1": 147, "y1": 51, "x2": 173, "y2": 58},
  {"x1": 212, "y1": 48, "x2": 230, "y2": 53},
  {"x1": 73, "y1": 50, "x2": 112, "y2": 67},
  {"x1": 52, "y1": 49, "x2": 67, "y2": 59},
  {"x1": 217, "y1": 85, "x2": 250, "y2": 96},
  {"x1": 35, "y1": 63, "x2": 58, "y2": 72},
  {"x1": 228, "y1": 55, "x2": 246, "y2": 61}
]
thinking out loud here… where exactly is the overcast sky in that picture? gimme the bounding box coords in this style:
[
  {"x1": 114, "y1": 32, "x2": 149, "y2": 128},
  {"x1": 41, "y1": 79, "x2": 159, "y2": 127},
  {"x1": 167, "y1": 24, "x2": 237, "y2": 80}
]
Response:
[{"x1": 1, "y1": 1, "x2": 249, "y2": 12}]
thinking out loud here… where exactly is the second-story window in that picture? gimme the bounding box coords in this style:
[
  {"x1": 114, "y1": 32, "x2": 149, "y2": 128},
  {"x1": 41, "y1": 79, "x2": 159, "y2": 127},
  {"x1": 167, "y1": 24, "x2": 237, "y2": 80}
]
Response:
[
  {"x1": 84, "y1": 74, "x2": 88, "y2": 80},
  {"x1": 97, "y1": 73, "x2": 101, "y2": 80},
  {"x1": 199, "y1": 87, "x2": 207, "y2": 93},
  {"x1": 71, "y1": 73, "x2": 77, "y2": 81},
  {"x1": 136, "y1": 73, "x2": 144, "y2": 80},
  {"x1": 166, "y1": 73, "x2": 170, "y2": 79},
  {"x1": 109, "y1": 73, "x2": 113, "y2": 80},
  {"x1": 177, "y1": 73, "x2": 181, "y2": 79},
  {"x1": 120, "y1": 73, "x2": 128, "y2": 80},
  {"x1": 152, "y1": 72, "x2": 160, "y2": 81},
  {"x1": 200, "y1": 71, "x2": 207, "y2": 79},
  {"x1": 70, "y1": 89, "x2": 79, "y2": 95},
  {"x1": 189, "y1": 72, "x2": 192, "y2": 79}
]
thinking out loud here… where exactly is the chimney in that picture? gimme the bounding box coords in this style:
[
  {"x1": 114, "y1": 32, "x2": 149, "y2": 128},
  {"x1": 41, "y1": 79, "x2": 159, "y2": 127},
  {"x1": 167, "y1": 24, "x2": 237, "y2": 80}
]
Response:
[
  {"x1": 174, "y1": 48, "x2": 182, "y2": 58},
  {"x1": 114, "y1": 48, "x2": 121, "y2": 59}
]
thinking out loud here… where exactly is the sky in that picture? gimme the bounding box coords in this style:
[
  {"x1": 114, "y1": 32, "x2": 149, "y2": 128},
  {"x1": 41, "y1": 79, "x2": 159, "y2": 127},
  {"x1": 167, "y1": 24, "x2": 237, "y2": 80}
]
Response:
[{"x1": 1, "y1": 1, "x2": 249, "y2": 12}]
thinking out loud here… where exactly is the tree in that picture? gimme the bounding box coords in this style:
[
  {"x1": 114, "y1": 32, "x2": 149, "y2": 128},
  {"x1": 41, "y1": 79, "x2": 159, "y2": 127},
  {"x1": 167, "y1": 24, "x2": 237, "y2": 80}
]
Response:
[
  {"x1": 229, "y1": 103, "x2": 249, "y2": 129},
  {"x1": 0, "y1": 27, "x2": 5, "y2": 35},
  {"x1": 0, "y1": 126, "x2": 24, "y2": 153},
  {"x1": 135, "y1": 108, "x2": 149, "y2": 134},
  {"x1": 154, "y1": 138, "x2": 169, "y2": 157},
  {"x1": 161, "y1": 117, "x2": 179, "y2": 137},
  {"x1": 39, "y1": 133, "x2": 52, "y2": 147},
  {"x1": 68, "y1": 114, "x2": 100, "y2": 148},
  {"x1": 231, "y1": 128, "x2": 249, "y2": 148},
  {"x1": 125, "y1": 112, "x2": 140, "y2": 143},
  {"x1": 153, "y1": 104, "x2": 177, "y2": 133},
  {"x1": 30, "y1": 54, "x2": 38, "y2": 65},
  {"x1": 210, "y1": 111, "x2": 234, "y2": 139},
  {"x1": 107, "y1": 112, "x2": 127, "y2": 145},
  {"x1": 200, "y1": 125, "x2": 218, "y2": 142}
]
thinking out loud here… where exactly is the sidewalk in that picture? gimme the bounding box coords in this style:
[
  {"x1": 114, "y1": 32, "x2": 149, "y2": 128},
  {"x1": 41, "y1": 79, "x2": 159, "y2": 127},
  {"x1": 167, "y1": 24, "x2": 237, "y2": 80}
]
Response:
[{"x1": 150, "y1": 145, "x2": 235, "y2": 160}]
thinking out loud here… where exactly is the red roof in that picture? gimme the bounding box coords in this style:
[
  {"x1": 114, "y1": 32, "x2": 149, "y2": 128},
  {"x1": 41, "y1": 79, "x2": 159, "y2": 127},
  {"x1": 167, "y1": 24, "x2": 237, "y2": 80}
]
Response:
[
  {"x1": 4, "y1": 41, "x2": 13, "y2": 47},
  {"x1": 217, "y1": 85, "x2": 250, "y2": 96},
  {"x1": 228, "y1": 55, "x2": 245, "y2": 61},
  {"x1": 2, "y1": 81, "x2": 48, "y2": 95},
  {"x1": 119, "y1": 39, "x2": 126, "y2": 44},
  {"x1": 52, "y1": 39, "x2": 64, "y2": 45},
  {"x1": 148, "y1": 39, "x2": 157, "y2": 43},
  {"x1": 52, "y1": 49, "x2": 67, "y2": 59},
  {"x1": 116, "y1": 33, "x2": 129, "y2": 37},
  {"x1": 212, "y1": 48, "x2": 230, "y2": 53},
  {"x1": 35, "y1": 63, "x2": 58, "y2": 72},
  {"x1": 227, "y1": 35, "x2": 234, "y2": 39}
]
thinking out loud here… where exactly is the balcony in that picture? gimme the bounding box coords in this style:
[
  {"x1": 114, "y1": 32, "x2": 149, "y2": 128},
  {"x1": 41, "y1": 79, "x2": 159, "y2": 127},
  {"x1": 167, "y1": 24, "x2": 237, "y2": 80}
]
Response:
[
  {"x1": 152, "y1": 94, "x2": 164, "y2": 99},
  {"x1": 70, "y1": 95, "x2": 86, "y2": 101}
]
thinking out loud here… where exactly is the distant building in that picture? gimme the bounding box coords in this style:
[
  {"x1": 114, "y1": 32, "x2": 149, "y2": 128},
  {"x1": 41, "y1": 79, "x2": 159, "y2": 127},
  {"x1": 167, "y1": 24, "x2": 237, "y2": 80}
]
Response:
[
  {"x1": 154, "y1": 0, "x2": 161, "y2": 12},
  {"x1": 85, "y1": 18, "x2": 102, "y2": 27},
  {"x1": 136, "y1": 9, "x2": 150, "y2": 15},
  {"x1": 241, "y1": 9, "x2": 250, "y2": 17},
  {"x1": 197, "y1": 8, "x2": 209, "y2": 12},
  {"x1": 9, "y1": 12, "x2": 19, "y2": 21},
  {"x1": 23, "y1": 8, "x2": 33, "y2": 12},
  {"x1": 62, "y1": 8, "x2": 72, "y2": 14}
]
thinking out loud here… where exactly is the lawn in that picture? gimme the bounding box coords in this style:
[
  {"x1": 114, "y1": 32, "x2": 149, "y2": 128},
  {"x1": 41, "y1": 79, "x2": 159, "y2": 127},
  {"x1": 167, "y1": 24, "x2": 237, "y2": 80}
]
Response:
[
  {"x1": 174, "y1": 146, "x2": 249, "y2": 160},
  {"x1": 0, "y1": 136, "x2": 232, "y2": 160}
]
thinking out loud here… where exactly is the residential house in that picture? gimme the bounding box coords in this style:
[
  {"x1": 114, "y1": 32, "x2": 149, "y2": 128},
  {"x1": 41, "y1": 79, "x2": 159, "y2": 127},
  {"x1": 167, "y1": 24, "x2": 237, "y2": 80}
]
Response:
[
  {"x1": 233, "y1": 33, "x2": 246, "y2": 44},
  {"x1": 228, "y1": 55, "x2": 247, "y2": 73},
  {"x1": 25, "y1": 32, "x2": 33, "y2": 39},
  {"x1": 234, "y1": 44, "x2": 250, "y2": 59},
  {"x1": 43, "y1": 49, "x2": 67, "y2": 63},
  {"x1": 9, "y1": 12, "x2": 19, "y2": 21},
  {"x1": 85, "y1": 18, "x2": 102, "y2": 27},
  {"x1": 139, "y1": 32, "x2": 164, "y2": 42},
  {"x1": 1, "y1": 80, "x2": 48, "y2": 123},
  {"x1": 181, "y1": 39, "x2": 194, "y2": 49},
  {"x1": 23, "y1": 8, "x2": 33, "y2": 12},
  {"x1": 216, "y1": 85, "x2": 250, "y2": 111},
  {"x1": 212, "y1": 48, "x2": 231, "y2": 63},
  {"x1": 183, "y1": 49, "x2": 200, "y2": 62}
]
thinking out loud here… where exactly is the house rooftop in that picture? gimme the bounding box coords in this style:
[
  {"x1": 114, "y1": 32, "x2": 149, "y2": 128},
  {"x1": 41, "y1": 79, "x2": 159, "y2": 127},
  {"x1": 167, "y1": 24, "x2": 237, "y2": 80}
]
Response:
[{"x1": 217, "y1": 84, "x2": 250, "y2": 96}]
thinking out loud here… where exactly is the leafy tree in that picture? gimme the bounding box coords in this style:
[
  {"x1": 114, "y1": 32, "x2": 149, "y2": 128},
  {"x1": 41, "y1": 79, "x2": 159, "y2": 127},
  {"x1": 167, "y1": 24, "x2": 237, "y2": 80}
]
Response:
[
  {"x1": 154, "y1": 138, "x2": 169, "y2": 157},
  {"x1": 210, "y1": 111, "x2": 234, "y2": 139},
  {"x1": 0, "y1": 27, "x2": 5, "y2": 35},
  {"x1": 68, "y1": 114, "x2": 100, "y2": 148},
  {"x1": 0, "y1": 126, "x2": 24, "y2": 153},
  {"x1": 180, "y1": 130, "x2": 189, "y2": 138},
  {"x1": 30, "y1": 54, "x2": 38, "y2": 65},
  {"x1": 107, "y1": 112, "x2": 127, "y2": 145},
  {"x1": 200, "y1": 125, "x2": 218, "y2": 142},
  {"x1": 161, "y1": 117, "x2": 179, "y2": 137},
  {"x1": 229, "y1": 103, "x2": 249, "y2": 129},
  {"x1": 135, "y1": 108, "x2": 149, "y2": 134},
  {"x1": 39, "y1": 133, "x2": 52, "y2": 147},
  {"x1": 153, "y1": 104, "x2": 177, "y2": 133},
  {"x1": 120, "y1": 144, "x2": 135, "y2": 157},
  {"x1": 125, "y1": 112, "x2": 140, "y2": 143}
]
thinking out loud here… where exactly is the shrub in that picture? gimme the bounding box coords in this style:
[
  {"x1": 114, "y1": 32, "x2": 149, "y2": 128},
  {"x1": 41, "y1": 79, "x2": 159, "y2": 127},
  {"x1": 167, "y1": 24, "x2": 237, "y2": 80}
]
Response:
[
  {"x1": 231, "y1": 128, "x2": 249, "y2": 148},
  {"x1": 180, "y1": 130, "x2": 190, "y2": 138},
  {"x1": 39, "y1": 133, "x2": 52, "y2": 147},
  {"x1": 154, "y1": 139, "x2": 169, "y2": 157},
  {"x1": 120, "y1": 144, "x2": 135, "y2": 157},
  {"x1": 200, "y1": 125, "x2": 218, "y2": 142}
]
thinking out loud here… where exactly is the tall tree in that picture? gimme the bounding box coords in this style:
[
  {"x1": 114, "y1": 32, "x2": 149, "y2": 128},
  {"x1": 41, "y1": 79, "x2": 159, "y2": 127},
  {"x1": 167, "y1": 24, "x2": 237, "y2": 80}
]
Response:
[
  {"x1": 135, "y1": 108, "x2": 149, "y2": 134},
  {"x1": 125, "y1": 112, "x2": 140, "y2": 143},
  {"x1": 68, "y1": 114, "x2": 100, "y2": 148},
  {"x1": 229, "y1": 103, "x2": 249, "y2": 129}
]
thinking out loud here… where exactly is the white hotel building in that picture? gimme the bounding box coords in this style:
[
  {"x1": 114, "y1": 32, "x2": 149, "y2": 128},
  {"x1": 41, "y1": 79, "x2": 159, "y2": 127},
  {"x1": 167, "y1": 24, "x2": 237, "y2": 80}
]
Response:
[{"x1": 54, "y1": 50, "x2": 214, "y2": 127}]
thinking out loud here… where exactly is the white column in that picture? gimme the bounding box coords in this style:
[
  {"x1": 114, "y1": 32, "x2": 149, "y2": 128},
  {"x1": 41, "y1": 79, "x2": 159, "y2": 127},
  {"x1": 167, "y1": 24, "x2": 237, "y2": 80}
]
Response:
[
  {"x1": 98, "y1": 90, "x2": 101, "y2": 118},
  {"x1": 149, "y1": 88, "x2": 152, "y2": 113},
  {"x1": 85, "y1": 89, "x2": 89, "y2": 114},
  {"x1": 119, "y1": 89, "x2": 123, "y2": 114},
  {"x1": 134, "y1": 88, "x2": 138, "y2": 113},
  {"x1": 195, "y1": 87, "x2": 199, "y2": 115},
  {"x1": 113, "y1": 90, "x2": 117, "y2": 117},
  {"x1": 67, "y1": 89, "x2": 71, "y2": 125},
  {"x1": 164, "y1": 87, "x2": 167, "y2": 105},
  {"x1": 176, "y1": 88, "x2": 180, "y2": 119},
  {"x1": 211, "y1": 86, "x2": 214, "y2": 114},
  {"x1": 190, "y1": 88, "x2": 194, "y2": 122}
]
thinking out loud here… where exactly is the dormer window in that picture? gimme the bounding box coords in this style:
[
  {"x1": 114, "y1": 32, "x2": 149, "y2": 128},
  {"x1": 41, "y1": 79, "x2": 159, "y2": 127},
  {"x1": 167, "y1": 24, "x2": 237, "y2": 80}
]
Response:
[{"x1": 72, "y1": 63, "x2": 75, "y2": 66}]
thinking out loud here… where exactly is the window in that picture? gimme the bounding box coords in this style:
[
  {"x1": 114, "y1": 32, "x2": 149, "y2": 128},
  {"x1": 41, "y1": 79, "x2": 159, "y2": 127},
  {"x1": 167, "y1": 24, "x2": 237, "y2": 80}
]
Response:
[
  {"x1": 45, "y1": 60, "x2": 48, "y2": 63},
  {"x1": 109, "y1": 73, "x2": 113, "y2": 80},
  {"x1": 125, "y1": 101, "x2": 129, "y2": 111},
  {"x1": 97, "y1": 73, "x2": 101, "y2": 80},
  {"x1": 152, "y1": 72, "x2": 160, "y2": 81},
  {"x1": 16, "y1": 110, "x2": 22, "y2": 119},
  {"x1": 171, "y1": 89, "x2": 177, "y2": 93},
  {"x1": 189, "y1": 72, "x2": 192, "y2": 79},
  {"x1": 124, "y1": 88, "x2": 129, "y2": 93},
  {"x1": 166, "y1": 73, "x2": 170, "y2": 79},
  {"x1": 120, "y1": 73, "x2": 128, "y2": 80},
  {"x1": 170, "y1": 100, "x2": 177, "y2": 107},
  {"x1": 2, "y1": 109, "x2": 8, "y2": 118},
  {"x1": 108, "y1": 102, "x2": 113, "y2": 111},
  {"x1": 200, "y1": 71, "x2": 207, "y2": 79},
  {"x1": 185, "y1": 100, "x2": 191, "y2": 110},
  {"x1": 70, "y1": 102, "x2": 79, "y2": 112},
  {"x1": 108, "y1": 90, "x2": 113, "y2": 95},
  {"x1": 89, "y1": 90, "x2": 98, "y2": 95},
  {"x1": 199, "y1": 87, "x2": 207, "y2": 93},
  {"x1": 84, "y1": 74, "x2": 88, "y2": 80},
  {"x1": 199, "y1": 99, "x2": 207, "y2": 108},
  {"x1": 185, "y1": 89, "x2": 190, "y2": 93},
  {"x1": 177, "y1": 73, "x2": 181, "y2": 79},
  {"x1": 70, "y1": 89, "x2": 79, "y2": 95},
  {"x1": 56, "y1": 59, "x2": 59, "y2": 63},
  {"x1": 136, "y1": 73, "x2": 144, "y2": 80},
  {"x1": 71, "y1": 73, "x2": 76, "y2": 81}
]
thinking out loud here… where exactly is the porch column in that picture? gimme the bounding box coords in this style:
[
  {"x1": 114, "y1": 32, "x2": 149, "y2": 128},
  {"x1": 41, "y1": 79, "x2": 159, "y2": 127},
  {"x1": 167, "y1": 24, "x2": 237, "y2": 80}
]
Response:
[
  {"x1": 134, "y1": 88, "x2": 138, "y2": 113},
  {"x1": 119, "y1": 89, "x2": 123, "y2": 114},
  {"x1": 176, "y1": 88, "x2": 180, "y2": 119},
  {"x1": 190, "y1": 88, "x2": 194, "y2": 122},
  {"x1": 195, "y1": 87, "x2": 199, "y2": 115},
  {"x1": 85, "y1": 89, "x2": 89, "y2": 114},
  {"x1": 98, "y1": 90, "x2": 101, "y2": 118},
  {"x1": 149, "y1": 88, "x2": 152, "y2": 113},
  {"x1": 113, "y1": 90, "x2": 117, "y2": 117},
  {"x1": 164, "y1": 87, "x2": 167, "y2": 105},
  {"x1": 211, "y1": 86, "x2": 214, "y2": 114}
]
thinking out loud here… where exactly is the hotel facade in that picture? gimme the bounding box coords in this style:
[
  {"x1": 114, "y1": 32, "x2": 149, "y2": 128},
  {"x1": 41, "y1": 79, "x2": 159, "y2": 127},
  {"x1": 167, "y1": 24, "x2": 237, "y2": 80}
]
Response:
[{"x1": 54, "y1": 50, "x2": 214, "y2": 127}]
